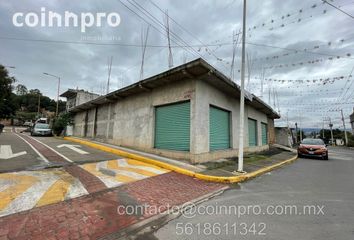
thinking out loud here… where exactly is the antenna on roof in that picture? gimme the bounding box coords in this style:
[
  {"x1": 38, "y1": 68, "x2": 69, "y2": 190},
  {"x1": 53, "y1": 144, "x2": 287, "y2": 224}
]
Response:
[
  {"x1": 106, "y1": 56, "x2": 113, "y2": 94},
  {"x1": 140, "y1": 25, "x2": 150, "y2": 81},
  {"x1": 260, "y1": 66, "x2": 265, "y2": 98},
  {"x1": 182, "y1": 52, "x2": 187, "y2": 64},
  {"x1": 230, "y1": 30, "x2": 240, "y2": 81},
  {"x1": 164, "y1": 10, "x2": 173, "y2": 69}
]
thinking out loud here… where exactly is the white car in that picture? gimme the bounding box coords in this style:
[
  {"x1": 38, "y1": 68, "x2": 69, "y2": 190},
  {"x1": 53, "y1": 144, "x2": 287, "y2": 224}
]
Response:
[
  {"x1": 31, "y1": 123, "x2": 52, "y2": 136},
  {"x1": 23, "y1": 121, "x2": 34, "y2": 127}
]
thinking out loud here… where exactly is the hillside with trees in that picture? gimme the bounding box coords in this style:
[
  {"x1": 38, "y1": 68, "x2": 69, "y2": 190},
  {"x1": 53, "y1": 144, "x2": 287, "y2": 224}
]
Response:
[{"x1": 0, "y1": 65, "x2": 66, "y2": 123}]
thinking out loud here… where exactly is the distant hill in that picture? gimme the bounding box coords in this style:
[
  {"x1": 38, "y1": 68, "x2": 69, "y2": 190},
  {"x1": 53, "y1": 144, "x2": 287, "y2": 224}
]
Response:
[{"x1": 302, "y1": 128, "x2": 321, "y2": 134}]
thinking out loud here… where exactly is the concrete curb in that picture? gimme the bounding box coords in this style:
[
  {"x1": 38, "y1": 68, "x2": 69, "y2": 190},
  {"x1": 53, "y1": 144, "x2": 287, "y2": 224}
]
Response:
[
  {"x1": 63, "y1": 137, "x2": 298, "y2": 184},
  {"x1": 100, "y1": 186, "x2": 229, "y2": 240}
]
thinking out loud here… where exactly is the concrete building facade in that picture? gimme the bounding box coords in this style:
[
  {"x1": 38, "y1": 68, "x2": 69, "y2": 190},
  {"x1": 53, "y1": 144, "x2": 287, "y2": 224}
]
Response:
[
  {"x1": 60, "y1": 89, "x2": 100, "y2": 111},
  {"x1": 64, "y1": 59, "x2": 280, "y2": 163},
  {"x1": 350, "y1": 108, "x2": 354, "y2": 134}
]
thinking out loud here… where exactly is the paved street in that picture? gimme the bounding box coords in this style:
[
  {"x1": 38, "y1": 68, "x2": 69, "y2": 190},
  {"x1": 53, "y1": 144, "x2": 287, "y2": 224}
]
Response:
[
  {"x1": 0, "y1": 128, "x2": 119, "y2": 173},
  {"x1": 151, "y1": 147, "x2": 354, "y2": 240},
  {"x1": 1, "y1": 128, "x2": 353, "y2": 239},
  {"x1": 0, "y1": 129, "x2": 170, "y2": 217}
]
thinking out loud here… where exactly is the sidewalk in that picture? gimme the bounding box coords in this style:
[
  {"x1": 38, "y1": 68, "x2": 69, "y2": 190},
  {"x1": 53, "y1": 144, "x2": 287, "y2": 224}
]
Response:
[
  {"x1": 200, "y1": 149, "x2": 296, "y2": 177},
  {"x1": 0, "y1": 172, "x2": 226, "y2": 240},
  {"x1": 64, "y1": 136, "x2": 298, "y2": 183}
]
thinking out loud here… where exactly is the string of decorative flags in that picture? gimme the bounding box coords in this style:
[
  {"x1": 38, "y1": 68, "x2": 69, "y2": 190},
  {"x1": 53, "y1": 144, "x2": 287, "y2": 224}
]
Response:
[{"x1": 262, "y1": 75, "x2": 352, "y2": 85}]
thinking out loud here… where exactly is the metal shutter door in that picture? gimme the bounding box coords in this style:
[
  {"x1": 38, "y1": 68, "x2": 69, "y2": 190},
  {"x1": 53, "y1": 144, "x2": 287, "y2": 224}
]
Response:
[
  {"x1": 248, "y1": 118, "x2": 257, "y2": 147},
  {"x1": 261, "y1": 123, "x2": 268, "y2": 145},
  {"x1": 154, "y1": 101, "x2": 190, "y2": 151},
  {"x1": 209, "y1": 106, "x2": 230, "y2": 151}
]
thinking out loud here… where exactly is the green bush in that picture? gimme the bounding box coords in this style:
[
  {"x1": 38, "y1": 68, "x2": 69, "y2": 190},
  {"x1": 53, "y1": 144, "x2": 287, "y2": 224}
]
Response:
[
  {"x1": 52, "y1": 113, "x2": 72, "y2": 136},
  {"x1": 349, "y1": 135, "x2": 354, "y2": 147}
]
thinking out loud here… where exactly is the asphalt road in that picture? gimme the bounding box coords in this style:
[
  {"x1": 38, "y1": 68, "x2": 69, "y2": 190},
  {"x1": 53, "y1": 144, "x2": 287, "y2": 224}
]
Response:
[
  {"x1": 0, "y1": 130, "x2": 119, "y2": 172},
  {"x1": 148, "y1": 146, "x2": 354, "y2": 240},
  {"x1": 0, "y1": 131, "x2": 47, "y2": 172}
]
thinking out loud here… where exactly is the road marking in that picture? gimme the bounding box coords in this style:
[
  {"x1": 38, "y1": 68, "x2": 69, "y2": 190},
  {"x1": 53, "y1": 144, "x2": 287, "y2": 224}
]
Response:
[
  {"x1": 0, "y1": 159, "x2": 168, "y2": 217},
  {"x1": 81, "y1": 159, "x2": 169, "y2": 188},
  {"x1": 81, "y1": 162, "x2": 131, "y2": 187},
  {"x1": 57, "y1": 144, "x2": 89, "y2": 155},
  {"x1": 107, "y1": 159, "x2": 156, "y2": 177},
  {"x1": 36, "y1": 171, "x2": 75, "y2": 207},
  {"x1": 14, "y1": 133, "x2": 49, "y2": 163},
  {"x1": 0, "y1": 145, "x2": 27, "y2": 159},
  {"x1": 0, "y1": 173, "x2": 38, "y2": 211},
  {"x1": 26, "y1": 135, "x2": 73, "y2": 163},
  {"x1": 0, "y1": 170, "x2": 87, "y2": 217}
]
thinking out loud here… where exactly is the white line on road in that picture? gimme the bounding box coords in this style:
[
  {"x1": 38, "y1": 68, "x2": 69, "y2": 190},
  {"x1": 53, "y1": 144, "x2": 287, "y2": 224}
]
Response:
[
  {"x1": 57, "y1": 144, "x2": 89, "y2": 155},
  {"x1": 25, "y1": 135, "x2": 74, "y2": 163},
  {"x1": 0, "y1": 145, "x2": 27, "y2": 159},
  {"x1": 14, "y1": 133, "x2": 49, "y2": 163}
]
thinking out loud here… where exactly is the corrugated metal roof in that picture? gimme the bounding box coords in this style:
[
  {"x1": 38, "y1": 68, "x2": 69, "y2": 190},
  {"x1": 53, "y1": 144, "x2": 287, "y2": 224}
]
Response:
[{"x1": 66, "y1": 58, "x2": 280, "y2": 119}]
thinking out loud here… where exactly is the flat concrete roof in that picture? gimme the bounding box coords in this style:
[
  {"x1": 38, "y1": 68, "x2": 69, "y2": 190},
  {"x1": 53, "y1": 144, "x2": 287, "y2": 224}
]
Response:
[
  {"x1": 66, "y1": 58, "x2": 280, "y2": 119},
  {"x1": 60, "y1": 89, "x2": 78, "y2": 98}
]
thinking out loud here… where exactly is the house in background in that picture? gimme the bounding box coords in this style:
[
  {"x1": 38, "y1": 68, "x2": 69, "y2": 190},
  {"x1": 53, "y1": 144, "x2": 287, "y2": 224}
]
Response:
[
  {"x1": 60, "y1": 89, "x2": 100, "y2": 111},
  {"x1": 61, "y1": 59, "x2": 280, "y2": 163},
  {"x1": 275, "y1": 127, "x2": 294, "y2": 147}
]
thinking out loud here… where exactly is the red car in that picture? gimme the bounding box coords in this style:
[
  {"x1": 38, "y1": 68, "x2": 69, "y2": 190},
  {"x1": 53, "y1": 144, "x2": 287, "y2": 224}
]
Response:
[{"x1": 297, "y1": 138, "x2": 328, "y2": 160}]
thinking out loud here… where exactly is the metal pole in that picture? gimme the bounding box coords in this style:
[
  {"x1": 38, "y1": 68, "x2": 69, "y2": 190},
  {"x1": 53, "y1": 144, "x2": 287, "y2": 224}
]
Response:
[
  {"x1": 322, "y1": 118, "x2": 325, "y2": 139},
  {"x1": 37, "y1": 94, "x2": 41, "y2": 117},
  {"x1": 237, "y1": 0, "x2": 247, "y2": 173},
  {"x1": 329, "y1": 118, "x2": 334, "y2": 146},
  {"x1": 299, "y1": 113, "x2": 303, "y2": 141},
  {"x1": 56, "y1": 77, "x2": 60, "y2": 117},
  {"x1": 340, "y1": 109, "x2": 348, "y2": 146},
  {"x1": 43, "y1": 72, "x2": 61, "y2": 117},
  {"x1": 295, "y1": 122, "x2": 298, "y2": 144}
]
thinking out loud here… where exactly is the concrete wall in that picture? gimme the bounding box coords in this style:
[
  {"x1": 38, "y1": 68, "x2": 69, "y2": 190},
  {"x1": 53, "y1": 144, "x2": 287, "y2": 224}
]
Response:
[
  {"x1": 109, "y1": 79, "x2": 196, "y2": 153},
  {"x1": 72, "y1": 77, "x2": 274, "y2": 163},
  {"x1": 73, "y1": 111, "x2": 86, "y2": 137},
  {"x1": 76, "y1": 91, "x2": 100, "y2": 106},
  {"x1": 191, "y1": 79, "x2": 269, "y2": 163},
  {"x1": 275, "y1": 127, "x2": 292, "y2": 147}
]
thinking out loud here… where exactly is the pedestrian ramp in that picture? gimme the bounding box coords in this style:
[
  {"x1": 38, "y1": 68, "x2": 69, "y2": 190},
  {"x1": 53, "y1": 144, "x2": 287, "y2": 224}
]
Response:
[{"x1": 0, "y1": 159, "x2": 168, "y2": 217}]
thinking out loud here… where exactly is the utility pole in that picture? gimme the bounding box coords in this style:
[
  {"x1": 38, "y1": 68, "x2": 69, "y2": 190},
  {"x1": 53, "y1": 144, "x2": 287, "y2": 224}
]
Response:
[
  {"x1": 340, "y1": 109, "x2": 348, "y2": 146},
  {"x1": 299, "y1": 113, "x2": 303, "y2": 141},
  {"x1": 295, "y1": 122, "x2": 298, "y2": 144},
  {"x1": 43, "y1": 72, "x2": 61, "y2": 117},
  {"x1": 329, "y1": 117, "x2": 334, "y2": 146},
  {"x1": 37, "y1": 94, "x2": 41, "y2": 117},
  {"x1": 106, "y1": 56, "x2": 113, "y2": 94},
  {"x1": 164, "y1": 10, "x2": 173, "y2": 69},
  {"x1": 322, "y1": 118, "x2": 325, "y2": 139},
  {"x1": 237, "y1": 0, "x2": 247, "y2": 173}
]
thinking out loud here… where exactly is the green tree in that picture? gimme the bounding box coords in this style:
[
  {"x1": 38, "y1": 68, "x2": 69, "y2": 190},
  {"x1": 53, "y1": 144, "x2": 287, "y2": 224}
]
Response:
[
  {"x1": 15, "y1": 84, "x2": 28, "y2": 95},
  {"x1": 52, "y1": 112, "x2": 73, "y2": 135},
  {"x1": 0, "y1": 65, "x2": 17, "y2": 118}
]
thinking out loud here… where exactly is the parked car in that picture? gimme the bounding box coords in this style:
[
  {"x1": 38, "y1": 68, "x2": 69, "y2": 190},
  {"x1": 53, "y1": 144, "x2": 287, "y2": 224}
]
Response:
[
  {"x1": 36, "y1": 118, "x2": 48, "y2": 124},
  {"x1": 297, "y1": 138, "x2": 328, "y2": 160},
  {"x1": 23, "y1": 121, "x2": 34, "y2": 127},
  {"x1": 31, "y1": 123, "x2": 52, "y2": 136}
]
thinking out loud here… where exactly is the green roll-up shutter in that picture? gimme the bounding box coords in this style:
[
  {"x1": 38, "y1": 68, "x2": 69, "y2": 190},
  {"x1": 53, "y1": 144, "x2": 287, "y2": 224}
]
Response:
[
  {"x1": 248, "y1": 118, "x2": 257, "y2": 147},
  {"x1": 155, "y1": 101, "x2": 190, "y2": 151},
  {"x1": 209, "y1": 106, "x2": 230, "y2": 151},
  {"x1": 261, "y1": 123, "x2": 268, "y2": 145}
]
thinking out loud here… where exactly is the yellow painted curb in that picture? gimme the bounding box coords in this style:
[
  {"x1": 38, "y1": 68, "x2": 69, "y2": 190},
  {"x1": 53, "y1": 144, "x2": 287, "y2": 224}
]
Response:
[{"x1": 63, "y1": 137, "x2": 298, "y2": 184}]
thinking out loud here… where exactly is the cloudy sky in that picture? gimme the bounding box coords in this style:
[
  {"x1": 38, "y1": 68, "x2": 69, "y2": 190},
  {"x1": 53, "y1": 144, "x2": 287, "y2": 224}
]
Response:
[{"x1": 1, "y1": 0, "x2": 353, "y2": 129}]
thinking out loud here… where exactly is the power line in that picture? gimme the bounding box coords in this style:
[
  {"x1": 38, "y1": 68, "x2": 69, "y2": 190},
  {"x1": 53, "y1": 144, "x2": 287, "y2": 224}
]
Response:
[{"x1": 322, "y1": 0, "x2": 354, "y2": 19}]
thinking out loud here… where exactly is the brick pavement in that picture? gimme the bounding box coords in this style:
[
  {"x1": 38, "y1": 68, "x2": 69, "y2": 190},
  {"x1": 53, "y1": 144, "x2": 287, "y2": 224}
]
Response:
[
  {"x1": 0, "y1": 172, "x2": 226, "y2": 240},
  {"x1": 17, "y1": 133, "x2": 108, "y2": 194}
]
